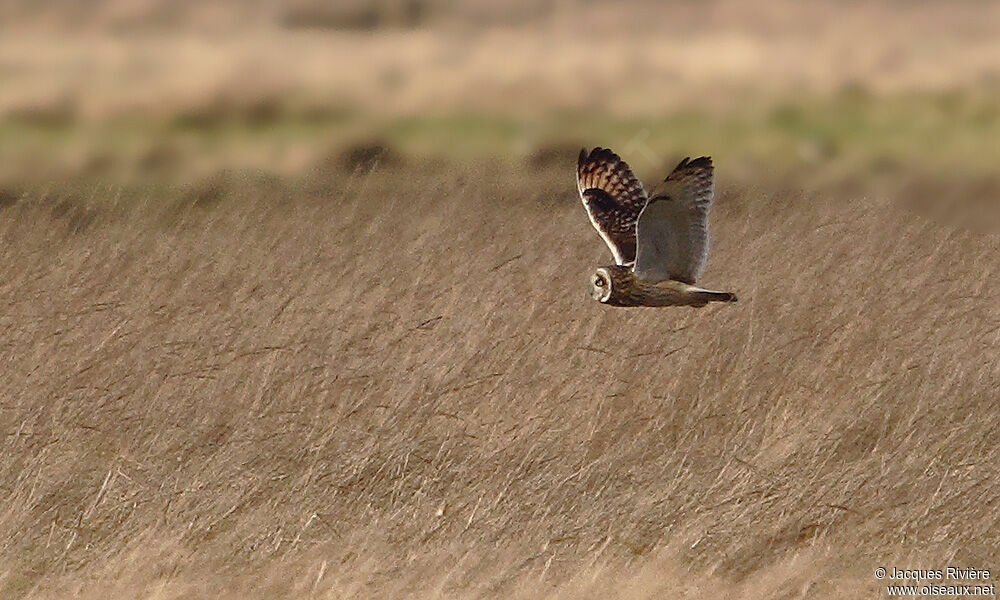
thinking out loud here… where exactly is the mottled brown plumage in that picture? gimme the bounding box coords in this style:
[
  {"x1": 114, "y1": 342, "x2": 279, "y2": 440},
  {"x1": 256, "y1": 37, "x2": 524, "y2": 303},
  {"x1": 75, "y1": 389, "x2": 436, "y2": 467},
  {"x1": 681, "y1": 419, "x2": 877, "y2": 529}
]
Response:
[
  {"x1": 590, "y1": 265, "x2": 736, "y2": 307},
  {"x1": 577, "y1": 147, "x2": 737, "y2": 308},
  {"x1": 577, "y1": 147, "x2": 647, "y2": 265}
]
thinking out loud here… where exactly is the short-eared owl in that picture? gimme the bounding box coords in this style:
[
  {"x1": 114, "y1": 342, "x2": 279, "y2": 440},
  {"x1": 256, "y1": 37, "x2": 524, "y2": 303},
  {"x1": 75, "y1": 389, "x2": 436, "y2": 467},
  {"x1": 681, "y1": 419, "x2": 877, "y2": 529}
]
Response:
[{"x1": 577, "y1": 147, "x2": 737, "y2": 307}]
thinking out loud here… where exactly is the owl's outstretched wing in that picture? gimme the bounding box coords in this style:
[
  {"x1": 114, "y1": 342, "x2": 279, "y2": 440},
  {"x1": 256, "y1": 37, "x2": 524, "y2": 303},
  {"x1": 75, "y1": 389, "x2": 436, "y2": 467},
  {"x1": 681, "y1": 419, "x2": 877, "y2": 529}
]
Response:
[
  {"x1": 633, "y1": 156, "x2": 714, "y2": 284},
  {"x1": 577, "y1": 147, "x2": 648, "y2": 265}
]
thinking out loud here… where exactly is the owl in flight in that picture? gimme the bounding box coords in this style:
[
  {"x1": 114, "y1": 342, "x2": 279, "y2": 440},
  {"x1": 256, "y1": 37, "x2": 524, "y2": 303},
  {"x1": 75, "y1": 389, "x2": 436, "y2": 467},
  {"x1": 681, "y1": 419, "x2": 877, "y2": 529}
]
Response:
[{"x1": 577, "y1": 147, "x2": 737, "y2": 307}]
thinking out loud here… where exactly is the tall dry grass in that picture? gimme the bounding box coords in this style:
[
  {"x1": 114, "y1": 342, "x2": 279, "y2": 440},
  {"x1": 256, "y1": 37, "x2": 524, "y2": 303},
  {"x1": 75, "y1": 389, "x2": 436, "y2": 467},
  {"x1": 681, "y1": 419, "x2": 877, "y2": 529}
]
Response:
[{"x1": 2, "y1": 160, "x2": 998, "y2": 598}]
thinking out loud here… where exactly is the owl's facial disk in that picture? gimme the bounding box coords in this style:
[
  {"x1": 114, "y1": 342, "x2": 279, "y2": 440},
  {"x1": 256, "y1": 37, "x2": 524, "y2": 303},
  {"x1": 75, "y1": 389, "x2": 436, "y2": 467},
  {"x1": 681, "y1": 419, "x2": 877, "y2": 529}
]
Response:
[{"x1": 590, "y1": 268, "x2": 613, "y2": 302}]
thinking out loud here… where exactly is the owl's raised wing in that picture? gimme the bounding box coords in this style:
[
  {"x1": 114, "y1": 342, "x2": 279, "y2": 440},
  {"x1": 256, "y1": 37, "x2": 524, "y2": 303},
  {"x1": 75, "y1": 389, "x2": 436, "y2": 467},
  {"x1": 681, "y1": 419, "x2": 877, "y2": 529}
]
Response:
[
  {"x1": 577, "y1": 147, "x2": 648, "y2": 265},
  {"x1": 633, "y1": 156, "x2": 714, "y2": 284}
]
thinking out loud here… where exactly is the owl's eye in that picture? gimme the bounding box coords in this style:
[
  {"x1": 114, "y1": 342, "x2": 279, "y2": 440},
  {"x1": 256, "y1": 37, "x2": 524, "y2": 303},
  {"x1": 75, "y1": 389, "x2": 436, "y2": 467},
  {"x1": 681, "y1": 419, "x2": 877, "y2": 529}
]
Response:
[{"x1": 594, "y1": 276, "x2": 605, "y2": 287}]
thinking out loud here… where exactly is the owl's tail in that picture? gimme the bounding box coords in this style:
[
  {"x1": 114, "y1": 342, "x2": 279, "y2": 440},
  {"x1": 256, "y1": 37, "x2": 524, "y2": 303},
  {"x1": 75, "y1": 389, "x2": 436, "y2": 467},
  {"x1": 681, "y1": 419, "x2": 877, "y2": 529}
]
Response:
[{"x1": 691, "y1": 287, "x2": 737, "y2": 304}]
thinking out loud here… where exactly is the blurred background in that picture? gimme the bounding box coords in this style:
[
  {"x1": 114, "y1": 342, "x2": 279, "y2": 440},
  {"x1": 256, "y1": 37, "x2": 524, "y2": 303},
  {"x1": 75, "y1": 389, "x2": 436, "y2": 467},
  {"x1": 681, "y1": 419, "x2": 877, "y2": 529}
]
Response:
[
  {"x1": 2, "y1": 0, "x2": 1000, "y2": 206},
  {"x1": 3, "y1": 2, "x2": 1000, "y2": 599}
]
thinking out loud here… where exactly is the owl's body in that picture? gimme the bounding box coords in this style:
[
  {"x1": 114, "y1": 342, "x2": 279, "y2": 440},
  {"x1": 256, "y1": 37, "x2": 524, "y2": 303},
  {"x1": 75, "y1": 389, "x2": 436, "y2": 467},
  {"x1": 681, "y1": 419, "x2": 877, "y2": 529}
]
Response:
[
  {"x1": 577, "y1": 148, "x2": 737, "y2": 308},
  {"x1": 591, "y1": 265, "x2": 736, "y2": 307}
]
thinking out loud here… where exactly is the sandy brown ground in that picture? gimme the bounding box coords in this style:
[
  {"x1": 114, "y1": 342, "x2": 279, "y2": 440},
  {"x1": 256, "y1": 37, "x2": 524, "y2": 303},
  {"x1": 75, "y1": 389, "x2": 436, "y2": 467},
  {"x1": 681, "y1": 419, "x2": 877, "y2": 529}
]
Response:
[{"x1": 2, "y1": 161, "x2": 999, "y2": 598}]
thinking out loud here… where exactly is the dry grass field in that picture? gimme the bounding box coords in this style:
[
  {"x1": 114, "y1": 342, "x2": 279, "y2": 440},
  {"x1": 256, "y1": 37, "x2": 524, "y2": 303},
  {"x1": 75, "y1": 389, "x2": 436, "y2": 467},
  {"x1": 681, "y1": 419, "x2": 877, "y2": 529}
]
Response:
[
  {"x1": 2, "y1": 1, "x2": 1000, "y2": 598},
  {"x1": 4, "y1": 160, "x2": 999, "y2": 598}
]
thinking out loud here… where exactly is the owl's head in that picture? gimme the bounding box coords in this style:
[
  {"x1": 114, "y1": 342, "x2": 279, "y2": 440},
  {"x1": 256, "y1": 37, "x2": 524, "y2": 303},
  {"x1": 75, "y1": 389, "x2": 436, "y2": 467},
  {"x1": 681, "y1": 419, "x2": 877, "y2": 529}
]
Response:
[{"x1": 590, "y1": 266, "x2": 615, "y2": 303}]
